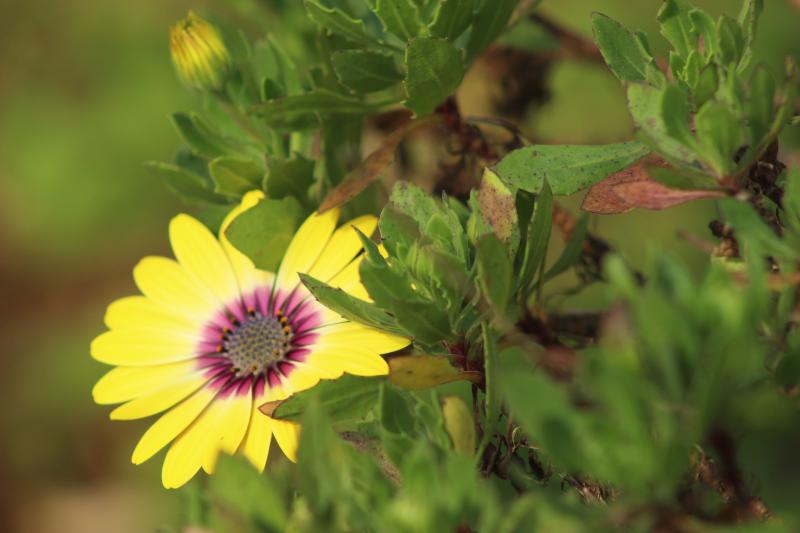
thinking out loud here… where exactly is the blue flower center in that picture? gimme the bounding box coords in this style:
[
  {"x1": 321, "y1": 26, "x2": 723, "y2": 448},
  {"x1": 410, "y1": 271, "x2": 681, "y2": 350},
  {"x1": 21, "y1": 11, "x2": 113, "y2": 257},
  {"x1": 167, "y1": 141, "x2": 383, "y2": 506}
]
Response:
[{"x1": 224, "y1": 312, "x2": 292, "y2": 376}]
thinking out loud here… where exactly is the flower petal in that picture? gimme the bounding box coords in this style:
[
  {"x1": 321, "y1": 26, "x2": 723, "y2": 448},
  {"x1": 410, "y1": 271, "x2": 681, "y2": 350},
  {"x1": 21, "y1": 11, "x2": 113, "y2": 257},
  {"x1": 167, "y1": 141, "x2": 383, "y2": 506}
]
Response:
[
  {"x1": 132, "y1": 387, "x2": 217, "y2": 465},
  {"x1": 315, "y1": 322, "x2": 410, "y2": 354},
  {"x1": 110, "y1": 373, "x2": 210, "y2": 420},
  {"x1": 305, "y1": 347, "x2": 390, "y2": 377},
  {"x1": 201, "y1": 389, "x2": 253, "y2": 474},
  {"x1": 239, "y1": 389, "x2": 273, "y2": 472},
  {"x1": 307, "y1": 215, "x2": 377, "y2": 283},
  {"x1": 104, "y1": 296, "x2": 198, "y2": 334},
  {"x1": 276, "y1": 208, "x2": 340, "y2": 291},
  {"x1": 271, "y1": 419, "x2": 300, "y2": 463},
  {"x1": 91, "y1": 330, "x2": 198, "y2": 366},
  {"x1": 93, "y1": 360, "x2": 202, "y2": 405},
  {"x1": 133, "y1": 256, "x2": 219, "y2": 323},
  {"x1": 170, "y1": 214, "x2": 241, "y2": 304}
]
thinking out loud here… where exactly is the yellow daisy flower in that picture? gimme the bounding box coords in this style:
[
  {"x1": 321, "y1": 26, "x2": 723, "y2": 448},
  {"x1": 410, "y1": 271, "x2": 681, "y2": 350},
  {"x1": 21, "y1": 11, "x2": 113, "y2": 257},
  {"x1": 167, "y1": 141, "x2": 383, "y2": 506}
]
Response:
[{"x1": 91, "y1": 191, "x2": 410, "y2": 488}]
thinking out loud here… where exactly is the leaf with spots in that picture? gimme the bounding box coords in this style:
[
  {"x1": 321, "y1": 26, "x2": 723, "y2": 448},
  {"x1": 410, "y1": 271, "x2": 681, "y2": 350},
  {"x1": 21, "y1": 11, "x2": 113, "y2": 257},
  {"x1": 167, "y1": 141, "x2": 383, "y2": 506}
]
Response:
[{"x1": 403, "y1": 37, "x2": 465, "y2": 116}]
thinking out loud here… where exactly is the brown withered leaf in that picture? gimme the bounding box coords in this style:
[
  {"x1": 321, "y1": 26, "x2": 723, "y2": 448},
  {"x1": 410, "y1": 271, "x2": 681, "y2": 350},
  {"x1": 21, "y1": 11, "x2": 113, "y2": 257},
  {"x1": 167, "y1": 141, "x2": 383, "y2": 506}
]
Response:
[
  {"x1": 318, "y1": 115, "x2": 441, "y2": 213},
  {"x1": 582, "y1": 155, "x2": 724, "y2": 214}
]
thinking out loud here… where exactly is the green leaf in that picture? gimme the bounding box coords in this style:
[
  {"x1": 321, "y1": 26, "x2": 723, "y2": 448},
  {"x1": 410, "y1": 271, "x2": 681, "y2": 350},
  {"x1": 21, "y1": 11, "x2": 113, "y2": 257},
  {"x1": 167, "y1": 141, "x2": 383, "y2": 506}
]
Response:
[
  {"x1": 252, "y1": 89, "x2": 379, "y2": 131},
  {"x1": 465, "y1": 0, "x2": 519, "y2": 61},
  {"x1": 715, "y1": 14, "x2": 745, "y2": 67},
  {"x1": 518, "y1": 179, "x2": 552, "y2": 292},
  {"x1": 626, "y1": 82, "x2": 699, "y2": 168},
  {"x1": 494, "y1": 141, "x2": 650, "y2": 195},
  {"x1": 209, "y1": 156, "x2": 264, "y2": 198},
  {"x1": 332, "y1": 49, "x2": 402, "y2": 93},
  {"x1": 380, "y1": 384, "x2": 416, "y2": 434},
  {"x1": 542, "y1": 214, "x2": 588, "y2": 282},
  {"x1": 404, "y1": 37, "x2": 465, "y2": 116},
  {"x1": 376, "y1": 0, "x2": 422, "y2": 41},
  {"x1": 300, "y1": 273, "x2": 405, "y2": 335},
  {"x1": 689, "y1": 9, "x2": 718, "y2": 60},
  {"x1": 266, "y1": 375, "x2": 383, "y2": 422},
  {"x1": 693, "y1": 63, "x2": 719, "y2": 108},
  {"x1": 380, "y1": 204, "x2": 423, "y2": 259},
  {"x1": 746, "y1": 65, "x2": 776, "y2": 146},
  {"x1": 145, "y1": 161, "x2": 228, "y2": 206},
  {"x1": 720, "y1": 198, "x2": 795, "y2": 260},
  {"x1": 265, "y1": 155, "x2": 315, "y2": 204},
  {"x1": 225, "y1": 196, "x2": 302, "y2": 271},
  {"x1": 207, "y1": 456, "x2": 287, "y2": 531},
  {"x1": 429, "y1": 0, "x2": 474, "y2": 41},
  {"x1": 694, "y1": 100, "x2": 742, "y2": 177},
  {"x1": 172, "y1": 112, "x2": 238, "y2": 158},
  {"x1": 392, "y1": 299, "x2": 455, "y2": 344},
  {"x1": 476, "y1": 233, "x2": 513, "y2": 314},
  {"x1": 304, "y1": 0, "x2": 376, "y2": 47},
  {"x1": 591, "y1": 13, "x2": 654, "y2": 83},
  {"x1": 656, "y1": 0, "x2": 697, "y2": 59},
  {"x1": 737, "y1": 0, "x2": 763, "y2": 71},
  {"x1": 660, "y1": 84, "x2": 695, "y2": 148},
  {"x1": 441, "y1": 396, "x2": 476, "y2": 456}
]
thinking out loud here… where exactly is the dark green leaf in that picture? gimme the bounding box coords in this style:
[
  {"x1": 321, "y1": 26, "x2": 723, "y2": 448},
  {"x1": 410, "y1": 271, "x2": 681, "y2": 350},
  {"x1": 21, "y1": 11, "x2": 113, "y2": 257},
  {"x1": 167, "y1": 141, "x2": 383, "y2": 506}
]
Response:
[
  {"x1": 694, "y1": 100, "x2": 742, "y2": 177},
  {"x1": 476, "y1": 233, "x2": 513, "y2": 314},
  {"x1": 265, "y1": 155, "x2": 315, "y2": 204},
  {"x1": 494, "y1": 141, "x2": 650, "y2": 195},
  {"x1": 542, "y1": 214, "x2": 588, "y2": 282},
  {"x1": 693, "y1": 63, "x2": 719, "y2": 108},
  {"x1": 518, "y1": 179, "x2": 552, "y2": 292},
  {"x1": 209, "y1": 156, "x2": 264, "y2": 198},
  {"x1": 715, "y1": 14, "x2": 744, "y2": 67},
  {"x1": 225, "y1": 196, "x2": 302, "y2": 271},
  {"x1": 404, "y1": 37, "x2": 465, "y2": 116},
  {"x1": 300, "y1": 273, "x2": 405, "y2": 334},
  {"x1": 737, "y1": 0, "x2": 763, "y2": 71},
  {"x1": 465, "y1": 0, "x2": 518, "y2": 60},
  {"x1": 304, "y1": 0, "x2": 376, "y2": 47},
  {"x1": 429, "y1": 0, "x2": 474, "y2": 41},
  {"x1": 172, "y1": 112, "x2": 238, "y2": 158},
  {"x1": 719, "y1": 198, "x2": 795, "y2": 260},
  {"x1": 266, "y1": 375, "x2": 383, "y2": 422},
  {"x1": 376, "y1": 0, "x2": 422, "y2": 41},
  {"x1": 332, "y1": 50, "x2": 402, "y2": 93},
  {"x1": 746, "y1": 65, "x2": 776, "y2": 146},
  {"x1": 145, "y1": 161, "x2": 228, "y2": 206},
  {"x1": 252, "y1": 89, "x2": 379, "y2": 131},
  {"x1": 660, "y1": 84, "x2": 695, "y2": 148},
  {"x1": 689, "y1": 9, "x2": 717, "y2": 60}
]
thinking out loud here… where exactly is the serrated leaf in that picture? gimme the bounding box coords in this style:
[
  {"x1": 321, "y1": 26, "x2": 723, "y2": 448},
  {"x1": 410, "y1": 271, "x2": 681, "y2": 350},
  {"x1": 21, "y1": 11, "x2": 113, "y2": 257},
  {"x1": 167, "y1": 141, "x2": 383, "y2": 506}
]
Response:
[
  {"x1": 746, "y1": 65, "x2": 776, "y2": 146},
  {"x1": 657, "y1": 0, "x2": 697, "y2": 59},
  {"x1": 494, "y1": 141, "x2": 650, "y2": 195},
  {"x1": 404, "y1": 37, "x2": 464, "y2": 116},
  {"x1": 225, "y1": 196, "x2": 302, "y2": 271},
  {"x1": 300, "y1": 273, "x2": 405, "y2": 335},
  {"x1": 387, "y1": 354, "x2": 481, "y2": 389},
  {"x1": 263, "y1": 375, "x2": 383, "y2": 422},
  {"x1": 693, "y1": 63, "x2": 719, "y2": 108},
  {"x1": 145, "y1": 161, "x2": 228, "y2": 206},
  {"x1": 592, "y1": 12, "x2": 654, "y2": 83},
  {"x1": 465, "y1": 0, "x2": 518, "y2": 60},
  {"x1": 660, "y1": 84, "x2": 695, "y2": 148},
  {"x1": 304, "y1": 0, "x2": 376, "y2": 47},
  {"x1": 429, "y1": 0, "x2": 474, "y2": 41},
  {"x1": 332, "y1": 49, "x2": 402, "y2": 93},
  {"x1": 376, "y1": 0, "x2": 422, "y2": 40},
  {"x1": 689, "y1": 9, "x2": 717, "y2": 60},
  {"x1": 251, "y1": 89, "x2": 379, "y2": 131},
  {"x1": 737, "y1": 0, "x2": 763, "y2": 72},
  {"x1": 172, "y1": 112, "x2": 237, "y2": 158},
  {"x1": 720, "y1": 198, "x2": 795, "y2": 260},
  {"x1": 209, "y1": 156, "x2": 264, "y2": 198},
  {"x1": 715, "y1": 14, "x2": 745, "y2": 67}
]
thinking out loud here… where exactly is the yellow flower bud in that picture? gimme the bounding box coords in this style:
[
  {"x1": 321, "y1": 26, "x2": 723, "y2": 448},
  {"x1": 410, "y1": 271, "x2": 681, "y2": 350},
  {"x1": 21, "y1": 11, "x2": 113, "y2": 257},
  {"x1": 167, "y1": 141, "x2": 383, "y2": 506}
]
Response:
[{"x1": 169, "y1": 11, "x2": 232, "y2": 93}]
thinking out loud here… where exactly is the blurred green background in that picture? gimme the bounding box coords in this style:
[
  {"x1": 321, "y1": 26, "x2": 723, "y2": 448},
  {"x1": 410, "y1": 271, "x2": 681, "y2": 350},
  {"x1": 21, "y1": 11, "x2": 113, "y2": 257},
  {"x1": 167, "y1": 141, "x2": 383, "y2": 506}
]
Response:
[{"x1": 0, "y1": 1, "x2": 797, "y2": 532}]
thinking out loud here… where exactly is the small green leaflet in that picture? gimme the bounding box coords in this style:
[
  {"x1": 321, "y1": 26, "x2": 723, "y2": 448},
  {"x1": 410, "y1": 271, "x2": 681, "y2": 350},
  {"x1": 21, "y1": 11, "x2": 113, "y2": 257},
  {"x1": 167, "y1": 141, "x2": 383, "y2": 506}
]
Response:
[
  {"x1": 225, "y1": 196, "x2": 302, "y2": 271},
  {"x1": 332, "y1": 50, "x2": 402, "y2": 93},
  {"x1": 375, "y1": 0, "x2": 422, "y2": 41},
  {"x1": 404, "y1": 37, "x2": 465, "y2": 116}
]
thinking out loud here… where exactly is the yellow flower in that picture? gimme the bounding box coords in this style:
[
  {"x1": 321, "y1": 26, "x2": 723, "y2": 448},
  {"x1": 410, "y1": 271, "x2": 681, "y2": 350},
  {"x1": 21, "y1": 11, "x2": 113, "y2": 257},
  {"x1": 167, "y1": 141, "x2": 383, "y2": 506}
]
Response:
[
  {"x1": 91, "y1": 191, "x2": 410, "y2": 488},
  {"x1": 169, "y1": 11, "x2": 232, "y2": 92}
]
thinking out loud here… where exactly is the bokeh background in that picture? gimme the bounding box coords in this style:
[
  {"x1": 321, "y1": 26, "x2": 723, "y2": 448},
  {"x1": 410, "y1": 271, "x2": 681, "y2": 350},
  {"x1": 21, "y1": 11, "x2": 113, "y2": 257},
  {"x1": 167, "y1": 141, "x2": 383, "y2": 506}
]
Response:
[{"x1": 1, "y1": 1, "x2": 797, "y2": 531}]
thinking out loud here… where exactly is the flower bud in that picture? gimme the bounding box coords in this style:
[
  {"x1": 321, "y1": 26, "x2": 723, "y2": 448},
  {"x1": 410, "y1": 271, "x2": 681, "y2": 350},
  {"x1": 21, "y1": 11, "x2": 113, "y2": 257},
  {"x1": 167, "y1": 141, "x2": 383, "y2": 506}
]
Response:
[{"x1": 169, "y1": 11, "x2": 232, "y2": 93}]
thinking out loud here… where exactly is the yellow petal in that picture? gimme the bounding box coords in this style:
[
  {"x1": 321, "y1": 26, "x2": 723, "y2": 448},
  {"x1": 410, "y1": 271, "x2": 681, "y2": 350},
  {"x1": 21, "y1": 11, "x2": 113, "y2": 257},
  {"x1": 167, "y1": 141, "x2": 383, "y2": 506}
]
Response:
[
  {"x1": 276, "y1": 208, "x2": 340, "y2": 291},
  {"x1": 307, "y1": 215, "x2": 377, "y2": 283},
  {"x1": 110, "y1": 373, "x2": 209, "y2": 420},
  {"x1": 315, "y1": 322, "x2": 410, "y2": 354},
  {"x1": 306, "y1": 347, "x2": 390, "y2": 377},
  {"x1": 239, "y1": 392, "x2": 273, "y2": 472},
  {"x1": 201, "y1": 390, "x2": 253, "y2": 474},
  {"x1": 133, "y1": 256, "x2": 219, "y2": 323},
  {"x1": 132, "y1": 387, "x2": 217, "y2": 465},
  {"x1": 271, "y1": 419, "x2": 300, "y2": 462},
  {"x1": 169, "y1": 214, "x2": 241, "y2": 304},
  {"x1": 104, "y1": 296, "x2": 197, "y2": 334},
  {"x1": 280, "y1": 366, "x2": 321, "y2": 395},
  {"x1": 91, "y1": 330, "x2": 198, "y2": 366},
  {"x1": 92, "y1": 360, "x2": 200, "y2": 405}
]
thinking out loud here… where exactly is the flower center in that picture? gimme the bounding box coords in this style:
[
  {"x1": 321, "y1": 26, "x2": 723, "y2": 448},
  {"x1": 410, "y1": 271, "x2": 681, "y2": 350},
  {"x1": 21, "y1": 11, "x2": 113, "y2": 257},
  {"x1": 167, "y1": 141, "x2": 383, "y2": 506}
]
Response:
[{"x1": 223, "y1": 311, "x2": 293, "y2": 376}]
